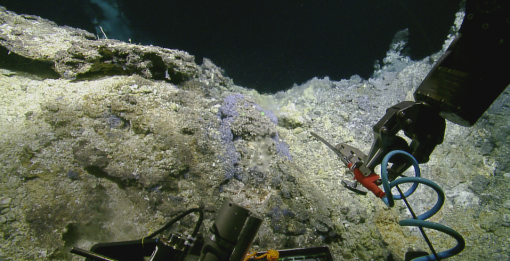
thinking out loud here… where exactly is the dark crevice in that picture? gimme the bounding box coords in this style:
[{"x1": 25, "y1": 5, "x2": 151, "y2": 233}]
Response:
[
  {"x1": 84, "y1": 166, "x2": 129, "y2": 189},
  {"x1": 0, "y1": 46, "x2": 60, "y2": 78}
]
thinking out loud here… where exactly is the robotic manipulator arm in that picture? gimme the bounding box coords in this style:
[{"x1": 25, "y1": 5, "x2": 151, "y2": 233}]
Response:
[{"x1": 361, "y1": 0, "x2": 510, "y2": 183}]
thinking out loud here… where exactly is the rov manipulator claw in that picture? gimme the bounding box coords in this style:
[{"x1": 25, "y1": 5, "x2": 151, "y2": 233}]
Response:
[
  {"x1": 311, "y1": 132, "x2": 465, "y2": 260},
  {"x1": 310, "y1": 132, "x2": 385, "y2": 198}
]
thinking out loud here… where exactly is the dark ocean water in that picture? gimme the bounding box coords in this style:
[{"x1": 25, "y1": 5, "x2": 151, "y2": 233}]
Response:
[{"x1": 0, "y1": 0, "x2": 462, "y2": 93}]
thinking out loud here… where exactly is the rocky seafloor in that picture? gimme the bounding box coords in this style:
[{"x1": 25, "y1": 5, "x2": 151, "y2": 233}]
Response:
[{"x1": 1, "y1": 4, "x2": 510, "y2": 261}]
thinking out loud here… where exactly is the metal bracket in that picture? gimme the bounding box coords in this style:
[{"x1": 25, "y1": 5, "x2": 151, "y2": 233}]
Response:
[{"x1": 335, "y1": 143, "x2": 372, "y2": 177}]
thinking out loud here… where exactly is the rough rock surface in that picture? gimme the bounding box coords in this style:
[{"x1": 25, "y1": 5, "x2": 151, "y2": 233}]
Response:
[
  {"x1": 1, "y1": 4, "x2": 510, "y2": 261},
  {"x1": 0, "y1": 6, "x2": 198, "y2": 82}
]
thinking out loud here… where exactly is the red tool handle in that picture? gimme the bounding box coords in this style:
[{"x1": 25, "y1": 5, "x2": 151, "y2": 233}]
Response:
[{"x1": 348, "y1": 163, "x2": 386, "y2": 198}]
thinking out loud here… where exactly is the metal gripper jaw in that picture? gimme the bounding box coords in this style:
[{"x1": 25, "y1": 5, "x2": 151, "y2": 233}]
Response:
[{"x1": 335, "y1": 143, "x2": 372, "y2": 176}]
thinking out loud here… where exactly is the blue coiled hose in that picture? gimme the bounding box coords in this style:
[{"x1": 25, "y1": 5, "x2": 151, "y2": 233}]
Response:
[{"x1": 380, "y1": 150, "x2": 465, "y2": 261}]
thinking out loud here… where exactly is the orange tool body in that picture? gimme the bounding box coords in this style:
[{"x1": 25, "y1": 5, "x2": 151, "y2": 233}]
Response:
[{"x1": 347, "y1": 163, "x2": 385, "y2": 198}]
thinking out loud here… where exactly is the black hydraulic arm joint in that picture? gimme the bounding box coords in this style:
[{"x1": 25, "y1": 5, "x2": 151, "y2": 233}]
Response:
[
  {"x1": 414, "y1": 0, "x2": 510, "y2": 127},
  {"x1": 364, "y1": 102, "x2": 446, "y2": 180}
]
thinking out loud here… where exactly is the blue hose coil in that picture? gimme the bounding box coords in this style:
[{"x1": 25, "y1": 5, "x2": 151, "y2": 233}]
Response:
[{"x1": 381, "y1": 150, "x2": 465, "y2": 261}]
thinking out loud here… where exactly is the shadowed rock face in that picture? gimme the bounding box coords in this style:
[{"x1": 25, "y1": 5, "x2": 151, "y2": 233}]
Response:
[
  {"x1": 0, "y1": 6, "x2": 198, "y2": 82},
  {"x1": 1, "y1": 5, "x2": 510, "y2": 261}
]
